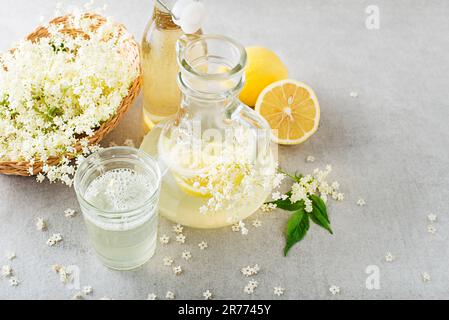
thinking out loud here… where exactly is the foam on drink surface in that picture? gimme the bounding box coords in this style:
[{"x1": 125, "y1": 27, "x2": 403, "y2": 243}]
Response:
[{"x1": 85, "y1": 168, "x2": 155, "y2": 212}]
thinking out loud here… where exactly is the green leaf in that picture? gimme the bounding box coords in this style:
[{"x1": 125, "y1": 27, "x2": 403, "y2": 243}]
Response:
[
  {"x1": 310, "y1": 195, "x2": 333, "y2": 234},
  {"x1": 284, "y1": 208, "x2": 310, "y2": 256}
]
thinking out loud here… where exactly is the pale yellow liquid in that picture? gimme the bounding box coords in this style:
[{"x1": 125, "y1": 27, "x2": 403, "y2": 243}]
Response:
[
  {"x1": 141, "y1": 129, "x2": 275, "y2": 229},
  {"x1": 141, "y1": 15, "x2": 183, "y2": 129}
]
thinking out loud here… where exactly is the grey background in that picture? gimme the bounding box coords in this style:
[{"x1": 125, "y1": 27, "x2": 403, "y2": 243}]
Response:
[{"x1": 1, "y1": 0, "x2": 448, "y2": 300}]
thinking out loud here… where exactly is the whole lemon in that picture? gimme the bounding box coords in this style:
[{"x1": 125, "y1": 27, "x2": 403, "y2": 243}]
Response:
[{"x1": 240, "y1": 47, "x2": 289, "y2": 107}]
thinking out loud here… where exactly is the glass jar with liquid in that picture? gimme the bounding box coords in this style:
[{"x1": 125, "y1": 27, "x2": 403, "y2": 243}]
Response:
[{"x1": 141, "y1": 34, "x2": 276, "y2": 229}]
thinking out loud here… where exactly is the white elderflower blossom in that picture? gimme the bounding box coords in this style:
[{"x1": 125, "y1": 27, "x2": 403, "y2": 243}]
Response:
[
  {"x1": 163, "y1": 257, "x2": 174, "y2": 266},
  {"x1": 198, "y1": 241, "x2": 208, "y2": 250},
  {"x1": 273, "y1": 286, "x2": 285, "y2": 296},
  {"x1": 181, "y1": 251, "x2": 192, "y2": 261},
  {"x1": 260, "y1": 203, "x2": 277, "y2": 213},
  {"x1": 427, "y1": 225, "x2": 436, "y2": 234},
  {"x1": 71, "y1": 292, "x2": 84, "y2": 300},
  {"x1": 9, "y1": 277, "x2": 20, "y2": 287},
  {"x1": 241, "y1": 264, "x2": 260, "y2": 277},
  {"x1": 83, "y1": 286, "x2": 93, "y2": 295},
  {"x1": 166, "y1": 291, "x2": 175, "y2": 299},
  {"x1": 176, "y1": 234, "x2": 186, "y2": 244},
  {"x1": 64, "y1": 208, "x2": 77, "y2": 218},
  {"x1": 1, "y1": 265, "x2": 13, "y2": 277},
  {"x1": 252, "y1": 219, "x2": 262, "y2": 228},
  {"x1": 329, "y1": 285, "x2": 340, "y2": 295},
  {"x1": 385, "y1": 252, "x2": 395, "y2": 262},
  {"x1": 173, "y1": 224, "x2": 184, "y2": 234},
  {"x1": 306, "y1": 155, "x2": 315, "y2": 163},
  {"x1": 357, "y1": 198, "x2": 366, "y2": 206},
  {"x1": 350, "y1": 91, "x2": 359, "y2": 98},
  {"x1": 172, "y1": 266, "x2": 183, "y2": 275},
  {"x1": 427, "y1": 213, "x2": 437, "y2": 223},
  {"x1": 147, "y1": 293, "x2": 157, "y2": 300},
  {"x1": 202, "y1": 290, "x2": 213, "y2": 300},
  {"x1": 422, "y1": 272, "x2": 431, "y2": 282},
  {"x1": 231, "y1": 224, "x2": 240, "y2": 232},
  {"x1": 0, "y1": 14, "x2": 138, "y2": 185},
  {"x1": 36, "y1": 217, "x2": 48, "y2": 231},
  {"x1": 47, "y1": 233, "x2": 63, "y2": 246},
  {"x1": 238, "y1": 221, "x2": 248, "y2": 236},
  {"x1": 159, "y1": 235, "x2": 170, "y2": 244}
]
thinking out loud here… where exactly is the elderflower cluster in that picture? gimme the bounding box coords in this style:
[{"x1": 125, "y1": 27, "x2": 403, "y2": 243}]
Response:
[
  {"x1": 290, "y1": 165, "x2": 344, "y2": 212},
  {"x1": 167, "y1": 126, "x2": 277, "y2": 215},
  {"x1": 0, "y1": 14, "x2": 138, "y2": 184}
]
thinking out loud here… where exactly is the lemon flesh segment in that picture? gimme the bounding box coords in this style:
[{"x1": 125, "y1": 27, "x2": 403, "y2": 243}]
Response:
[{"x1": 255, "y1": 80, "x2": 320, "y2": 145}]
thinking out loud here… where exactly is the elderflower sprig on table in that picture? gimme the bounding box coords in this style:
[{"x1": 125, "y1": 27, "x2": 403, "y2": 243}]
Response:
[
  {"x1": 265, "y1": 165, "x2": 343, "y2": 256},
  {"x1": 0, "y1": 13, "x2": 138, "y2": 185}
]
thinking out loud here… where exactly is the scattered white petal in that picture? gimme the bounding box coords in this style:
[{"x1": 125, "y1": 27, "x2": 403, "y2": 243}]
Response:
[
  {"x1": 273, "y1": 286, "x2": 285, "y2": 296},
  {"x1": 163, "y1": 257, "x2": 174, "y2": 266},
  {"x1": 159, "y1": 235, "x2": 170, "y2": 244},
  {"x1": 244, "y1": 284, "x2": 255, "y2": 295},
  {"x1": 64, "y1": 208, "x2": 77, "y2": 218},
  {"x1": 181, "y1": 250, "x2": 192, "y2": 261},
  {"x1": 427, "y1": 213, "x2": 437, "y2": 223},
  {"x1": 241, "y1": 264, "x2": 260, "y2": 277},
  {"x1": 147, "y1": 293, "x2": 157, "y2": 300},
  {"x1": 83, "y1": 286, "x2": 93, "y2": 295},
  {"x1": 427, "y1": 225, "x2": 437, "y2": 234},
  {"x1": 173, "y1": 266, "x2": 183, "y2": 275},
  {"x1": 71, "y1": 292, "x2": 84, "y2": 300},
  {"x1": 9, "y1": 277, "x2": 20, "y2": 287},
  {"x1": 198, "y1": 241, "x2": 208, "y2": 250},
  {"x1": 306, "y1": 155, "x2": 315, "y2": 163},
  {"x1": 385, "y1": 252, "x2": 395, "y2": 262},
  {"x1": 2, "y1": 265, "x2": 13, "y2": 277},
  {"x1": 36, "y1": 217, "x2": 48, "y2": 231},
  {"x1": 248, "y1": 279, "x2": 258, "y2": 288},
  {"x1": 252, "y1": 219, "x2": 262, "y2": 228},
  {"x1": 422, "y1": 272, "x2": 431, "y2": 282},
  {"x1": 202, "y1": 289, "x2": 213, "y2": 300},
  {"x1": 329, "y1": 285, "x2": 340, "y2": 295},
  {"x1": 166, "y1": 291, "x2": 175, "y2": 299},
  {"x1": 231, "y1": 224, "x2": 240, "y2": 232},
  {"x1": 46, "y1": 233, "x2": 63, "y2": 247},
  {"x1": 260, "y1": 203, "x2": 277, "y2": 213},
  {"x1": 173, "y1": 224, "x2": 184, "y2": 234},
  {"x1": 357, "y1": 198, "x2": 366, "y2": 206},
  {"x1": 176, "y1": 234, "x2": 186, "y2": 244},
  {"x1": 350, "y1": 91, "x2": 359, "y2": 98}
]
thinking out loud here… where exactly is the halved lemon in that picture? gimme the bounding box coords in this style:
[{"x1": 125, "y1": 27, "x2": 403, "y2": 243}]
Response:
[{"x1": 255, "y1": 80, "x2": 320, "y2": 145}]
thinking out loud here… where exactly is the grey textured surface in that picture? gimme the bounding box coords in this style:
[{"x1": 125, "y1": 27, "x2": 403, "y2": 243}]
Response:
[{"x1": 1, "y1": 0, "x2": 449, "y2": 300}]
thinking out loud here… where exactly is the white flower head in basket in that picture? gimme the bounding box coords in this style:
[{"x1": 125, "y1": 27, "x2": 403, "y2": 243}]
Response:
[{"x1": 171, "y1": 0, "x2": 207, "y2": 34}]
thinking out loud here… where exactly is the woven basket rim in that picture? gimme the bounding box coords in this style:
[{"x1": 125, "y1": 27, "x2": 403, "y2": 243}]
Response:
[{"x1": 0, "y1": 13, "x2": 142, "y2": 176}]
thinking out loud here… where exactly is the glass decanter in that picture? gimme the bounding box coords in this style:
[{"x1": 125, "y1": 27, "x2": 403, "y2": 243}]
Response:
[{"x1": 141, "y1": 34, "x2": 276, "y2": 229}]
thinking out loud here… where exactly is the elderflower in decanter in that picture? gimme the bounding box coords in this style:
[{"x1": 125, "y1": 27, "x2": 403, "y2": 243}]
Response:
[{"x1": 141, "y1": 34, "x2": 276, "y2": 229}]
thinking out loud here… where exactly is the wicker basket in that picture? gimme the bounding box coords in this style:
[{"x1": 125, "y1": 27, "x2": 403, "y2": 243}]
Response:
[{"x1": 0, "y1": 14, "x2": 142, "y2": 176}]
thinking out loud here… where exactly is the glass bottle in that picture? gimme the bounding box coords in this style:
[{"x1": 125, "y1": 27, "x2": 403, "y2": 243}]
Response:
[
  {"x1": 141, "y1": 0, "x2": 185, "y2": 131},
  {"x1": 141, "y1": 34, "x2": 276, "y2": 229}
]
